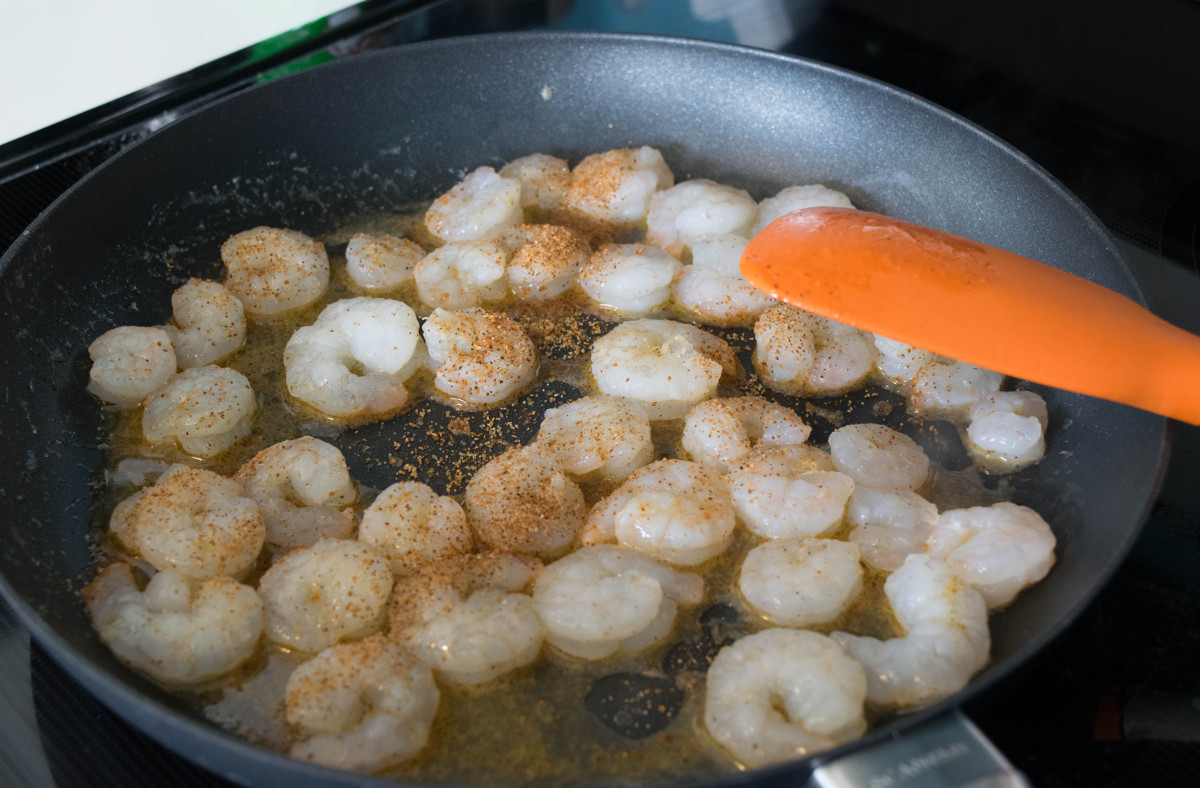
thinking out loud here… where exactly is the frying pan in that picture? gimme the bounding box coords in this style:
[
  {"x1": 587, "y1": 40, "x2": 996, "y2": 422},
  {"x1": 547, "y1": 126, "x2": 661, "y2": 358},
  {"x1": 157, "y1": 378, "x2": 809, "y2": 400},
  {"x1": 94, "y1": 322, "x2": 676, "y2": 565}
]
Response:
[{"x1": 0, "y1": 32, "x2": 1168, "y2": 786}]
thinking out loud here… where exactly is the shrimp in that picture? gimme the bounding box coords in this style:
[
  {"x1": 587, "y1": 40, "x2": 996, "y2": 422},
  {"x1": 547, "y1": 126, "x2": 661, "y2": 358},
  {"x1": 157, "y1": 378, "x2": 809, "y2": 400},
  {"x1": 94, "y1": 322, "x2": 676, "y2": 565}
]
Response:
[
  {"x1": 577, "y1": 243, "x2": 682, "y2": 314},
  {"x1": 345, "y1": 233, "x2": 425, "y2": 292},
  {"x1": 682, "y1": 395, "x2": 811, "y2": 474},
  {"x1": 726, "y1": 445, "x2": 854, "y2": 539},
  {"x1": 703, "y1": 628, "x2": 867, "y2": 768},
  {"x1": 110, "y1": 465, "x2": 264, "y2": 580},
  {"x1": 163, "y1": 279, "x2": 246, "y2": 368},
  {"x1": 828, "y1": 423, "x2": 930, "y2": 491},
  {"x1": 645, "y1": 180, "x2": 757, "y2": 257},
  {"x1": 359, "y1": 481, "x2": 474, "y2": 575},
  {"x1": 830, "y1": 554, "x2": 990, "y2": 708},
  {"x1": 846, "y1": 486, "x2": 938, "y2": 572},
  {"x1": 909, "y1": 358, "x2": 1004, "y2": 419},
  {"x1": 390, "y1": 553, "x2": 544, "y2": 684},
  {"x1": 926, "y1": 501, "x2": 1056, "y2": 608},
  {"x1": 748, "y1": 184, "x2": 855, "y2": 237},
  {"x1": 283, "y1": 297, "x2": 424, "y2": 419},
  {"x1": 739, "y1": 537, "x2": 864, "y2": 628},
  {"x1": 221, "y1": 226, "x2": 329, "y2": 317},
  {"x1": 424, "y1": 166, "x2": 523, "y2": 243},
  {"x1": 463, "y1": 443, "x2": 585, "y2": 557},
  {"x1": 501, "y1": 223, "x2": 590, "y2": 301},
  {"x1": 286, "y1": 636, "x2": 439, "y2": 773},
  {"x1": 671, "y1": 234, "x2": 776, "y2": 325},
  {"x1": 142, "y1": 365, "x2": 255, "y2": 458},
  {"x1": 423, "y1": 307, "x2": 538, "y2": 406},
  {"x1": 413, "y1": 240, "x2": 508, "y2": 310},
  {"x1": 566, "y1": 147, "x2": 674, "y2": 225},
  {"x1": 581, "y1": 459, "x2": 735, "y2": 566},
  {"x1": 534, "y1": 394, "x2": 654, "y2": 482},
  {"x1": 872, "y1": 334, "x2": 936, "y2": 388},
  {"x1": 85, "y1": 563, "x2": 263, "y2": 685},
  {"x1": 532, "y1": 545, "x2": 703, "y2": 660},
  {"x1": 499, "y1": 153, "x2": 571, "y2": 213},
  {"x1": 589, "y1": 318, "x2": 740, "y2": 420},
  {"x1": 234, "y1": 436, "x2": 357, "y2": 550},
  {"x1": 87, "y1": 325, "x2": 176, "y2": 407},
  {"x1": 965, "y1": 390, "x2": 1049, "y2": 472},
  {"x1": 753, "y1": 304, "x2": 876, "y2": 397},
  {"x1": 257, "y1": 538, "x2": 393, "y2": 652}
]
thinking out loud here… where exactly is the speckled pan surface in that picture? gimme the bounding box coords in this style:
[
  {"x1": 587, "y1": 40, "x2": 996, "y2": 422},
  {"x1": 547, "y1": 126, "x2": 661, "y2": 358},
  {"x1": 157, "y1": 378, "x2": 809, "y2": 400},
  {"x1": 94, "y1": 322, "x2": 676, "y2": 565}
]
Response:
[{"x1": 0, "y1": 32, "x2": 1167, "y2": 786}]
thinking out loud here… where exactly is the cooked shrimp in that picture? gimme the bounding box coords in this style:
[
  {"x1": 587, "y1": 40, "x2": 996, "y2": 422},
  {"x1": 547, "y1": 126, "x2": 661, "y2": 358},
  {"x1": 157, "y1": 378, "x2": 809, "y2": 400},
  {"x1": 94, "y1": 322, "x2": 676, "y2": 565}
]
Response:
[
  {"x1": 345, "y1": 233, "x2": 425, "y2": 292},
  {"x1": 739, "y1": 537, "x2": 863, "y2": 628},
  {"x1": 85, "y1": 563, "x2": 263, "y2": 685},
  {"x1": 87, "y1": 325, "x2": 177, "y2": 407},
  {"x1": 286, "y1": 636, "x2": 439, "y2": 773},
  {"x1": 221, "y1": 226, "x2": 329, "y2": 317},
  {"x1": 111, "y1": 465, "x2": 263, "y2": 580},
  {"x1": 566, "y1": 147, "x2": 674, "y2": 225},
  {"x1": 163, "y1": 279, "x2": 246, "y2": 368},
  {"x1": 828, "y1": 423, "x2": 930, "y2": 491},
  {"x1": 580, "y1": 459, "x2": 735, "y2": 566},
  {"x1": 413, "y1": 240, "x2": 508, "y2": 310},
  {"x1": 234, "y1": 436, "x2": 357, "y2": 550},
  {"x1": 846, "y1": 486, "x2": 938, "y2": 571},
  {"x1": 682, "y1": 395, "x2": 811, "y2": 474},
  {"x1": 532, "y1": 545, "x2": 703, "y2": 659},
  {"x1": 359, "y1": 481, "x2": 473, "y2": 575},
  {"x1": 909, "y1": 358, "x2": 1004, "y2": 419},
  {"x1": 590, "y1": 318, "x2": 739, "y2": 420},
  {"x1": 726, "y1": 446, "x2": 854, "y2": 539},
  {"x1": 645, "y1": 180, "x2": 756, "y2": 257},
  {"x1": 534, "y1": 394, "x2": 654, "y2": 482},
  {"x1": 499, "y1": 153, "x2": 571, "y2": 213},
  {"x1": 753, "y1": 304, "x2": 876, "y2": 396},
  {"x1": 872, "y1": 334, "x2": 935, "y2": 388},
  {"x1": 424, "y1": 166, "x2": 523, "y2": 243},
  {"x1": 501, "y1": 224, "x2": 590, "y2": 300},
  {"x1": 703, "y1": 628, "x2": 867, "y2": 768},
  {"x1": 830, "y1": 554, "x2": 990, "y2": 708},
  {"x1": 390, "y1": 553, "x2": 544, "y2": 684},
  {"x1": 577, "y1": 243, "x2": 682, "y2": 314},
  {"x1": 142, "y1": 365, "x2": 255, "y2": 458},
  {"x1": 257, "y1": 538, "x2": 393, "y2": 652},
  {"x1": 463, "y1": 443, "x2": 585, "y2": 557},
  {"x1": 672, "y1": 234, "x2": 776, "y2": 325},
  {"x1": 748, "y1": 184, "x2": 855, "y2": 237},
  {"x1": 965, "y1": 390, "x2": 1049, "y2": 472},
  {"x1": 926, "y1": 501, "x2": 1056, "y2": 608},
  {"x1": 284, "y1": 297, "x2": 424, "y2": 419},
  {"x1": 423, "y1": 307, "x2": 537, "y2": 406}
]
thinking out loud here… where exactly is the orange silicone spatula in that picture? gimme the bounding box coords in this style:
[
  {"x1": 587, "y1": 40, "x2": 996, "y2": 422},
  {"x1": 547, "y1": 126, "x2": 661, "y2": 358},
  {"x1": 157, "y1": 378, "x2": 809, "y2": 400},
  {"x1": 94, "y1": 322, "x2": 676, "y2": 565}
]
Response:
[{"x1": 740, "y1": 206, "x2": 1200, "y2": 425}]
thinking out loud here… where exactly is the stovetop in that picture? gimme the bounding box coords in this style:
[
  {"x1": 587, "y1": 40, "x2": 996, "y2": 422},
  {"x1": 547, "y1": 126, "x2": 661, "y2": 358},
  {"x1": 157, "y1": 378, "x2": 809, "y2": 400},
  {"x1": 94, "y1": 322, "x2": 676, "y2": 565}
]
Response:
[{"x1": 2, "y1": 1, "x2": 1199, "y2": 786}]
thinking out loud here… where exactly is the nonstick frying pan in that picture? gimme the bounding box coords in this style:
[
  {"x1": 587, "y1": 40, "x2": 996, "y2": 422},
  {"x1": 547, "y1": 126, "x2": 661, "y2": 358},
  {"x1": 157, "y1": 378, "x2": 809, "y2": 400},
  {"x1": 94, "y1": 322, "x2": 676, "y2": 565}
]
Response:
[{"x1": 0, "y1": 32, "x2": 1168, "y2": 786}]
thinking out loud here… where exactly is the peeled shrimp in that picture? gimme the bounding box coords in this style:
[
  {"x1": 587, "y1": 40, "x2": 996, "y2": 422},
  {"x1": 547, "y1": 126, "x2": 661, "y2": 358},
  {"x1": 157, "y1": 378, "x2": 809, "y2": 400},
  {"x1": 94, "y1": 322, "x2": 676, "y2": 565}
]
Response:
[
  {"x1": 87, "y1": 325, "x2": 176, "y2": 407},
  {"x1": 423, "y1": 307, "x2": 537, "y2": 406},
  {"x1": 645, "y1": 179, "x2": 756, "y2": 257},
  {"x1": 501, "y1": 223, "x2": 590, "y2": 300},
  {"x1": 345, "y1": 233, "x2": 425, "y2": 292},
  {"x1": 726, "y1": 445, "x2": 853, "y2": 539},
  {"x1": 739, "y1": 537, "x2": 863, "y2": 628},
  {"x1": 581, "y1": 459, "x2": 735, "y2": 566},
  {"x1": 828, "y1": 423, "x2": 930, "y2": 491},
  {"x1": 257, "y1": 538, "x2": 393, "y2": 652},
  {"x1": 831, "y1": 554, "x2": 990, "y2": 708},
  {"x1": 927, "y1": 501, "x2": 1056, "y2": 608},
  {"x1": 965, "y1": 390, "x2": 1049, "y2": 472},
  {"x1": 359, "y1": 481, "x2": 473, "y2": 575},
  {"x1": 390, "y1": 553, "x2": 544, "y2": 684},
  {"x1": 286, "y1": 636, "x2": 439, "y2": 773},
  {"x1": 284, "y1": 297, "x2": 424, "y2": 419},
  {"x1": 221, "y1": 226, "x2": 329, "y2": 317},
  {"x1": 424, "y1": 166, "x2": 523, "y2": 243},
  {"x1": 753, "y1": 304, "x2": 876, "y2": 396},
  {"x1": 534, "y1": 394, "x2": 654, "y2": 482},
  {"x1": 142, "y1": 365, "x2": 255, "y2": 458},
  {"x1": 672, "y1": 234, "x2": 776, "y2": 325},
  {"x1": 846, "y1": 486, "x2": 938, "y2": 571},
  {"x1": 532, "y1": 545, "x2": 703, "y2": 660},
  {"x1": 872, "y1": 334, "x2": 936, "y2": 388},
  {"x1": 682, "y1": 395, "x2": 811, "y2": 474},
  {"x1": 566, "y1": 147, "x2": 674, "y2": 225},
  {"x1": 234, "y1": 436, "x2": 357, "y2": 550},
  {"x1": 85, "y1": 563, "x2": 263, "y2": 685},
  {"x1": 577, "y1": 243, "x2": 682, "y2": 314},
  {"x1": 909, "y1": 358, "x2": 1004, "y2": 419},
  {"x1": 703, "y1": 628, "x2": 867, "y2": 768},
  {"x1": 748, "y1": 184, "x2": 855, "y2": 237},
  {"x1": 163, "y1": 279, "x2": 246, "y2": 368},
  {"x1": 413, "y1": 240, "x2": 508, "y2": 310},
  {"x1": 590, "y1": 318, "x2": 739, "y2": 420},
  {"x1": 499, "y1": 153, "x2": 571, "y2": 213}
]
